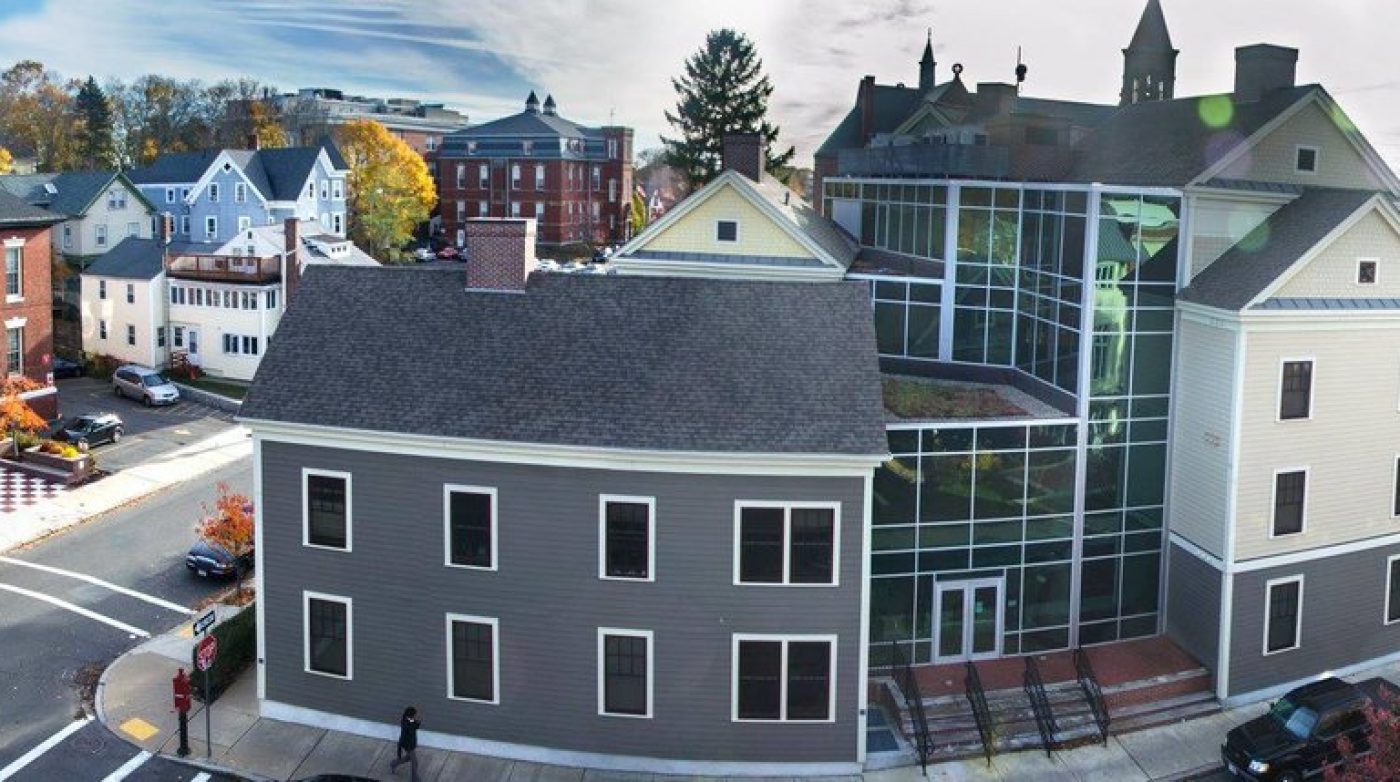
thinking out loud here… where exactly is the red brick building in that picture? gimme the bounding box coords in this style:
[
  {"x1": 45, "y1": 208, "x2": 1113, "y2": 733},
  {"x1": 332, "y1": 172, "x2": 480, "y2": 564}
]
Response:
[
  {"x1": 0, "y1": 190, "x2": 62, "y2": 418},
  {"x1": 437, "y1": 92, "x2": 634, "y2": 250}
]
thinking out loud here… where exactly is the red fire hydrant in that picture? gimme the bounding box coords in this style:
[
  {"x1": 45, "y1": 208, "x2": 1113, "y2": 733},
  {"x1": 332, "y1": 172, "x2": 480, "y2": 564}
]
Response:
[{"x1": 173, "y1": 667, "x2": 191, "y2": 756}]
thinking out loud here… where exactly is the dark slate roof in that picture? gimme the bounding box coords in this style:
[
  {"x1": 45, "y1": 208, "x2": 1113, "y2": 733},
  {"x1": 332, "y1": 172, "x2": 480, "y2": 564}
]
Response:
[
  {"x1": 255, "y1": 147, "x2": 324, "y2": 200},
  {"x1": 0, "y1": 188, "x2": 63, "y2": 225},
  {"x1": 454, "y1": 109, "x2": 589, "y2": 139},
  {"x1": 1070, "y1": 85, "x2": 1317, "y2": 186},
  {"x1": 127, "y1": 151, "x2": 222, "y2": 185},
  {"x1": 1180, "y1": 188, "x2": 1377, "y2": 310},
  {"x1": 1127, "y1": 0, "x2": 1175, "y2": 51},
  {"x1": 242, "y1": 269, "x2": 888, "y2": 455},
  {"x1": 84, "y1": 237, "x2": 165, "y2": 279},
  {"x1": 0, "y1": 171, "x2": 149, "y2": 217},
  {"x1": 815, "y1": 83, "x2": 926, "y2": 156}
]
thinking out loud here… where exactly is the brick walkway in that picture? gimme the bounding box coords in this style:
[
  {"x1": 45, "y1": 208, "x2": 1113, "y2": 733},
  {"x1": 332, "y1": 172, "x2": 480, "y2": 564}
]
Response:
[{"x1": 0, "y1": 463, "x2": 64, "y2": 515}]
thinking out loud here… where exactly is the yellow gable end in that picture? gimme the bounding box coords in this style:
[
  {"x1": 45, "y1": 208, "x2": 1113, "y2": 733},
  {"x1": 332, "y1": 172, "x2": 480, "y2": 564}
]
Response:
[
  {"x1": 1220, "y1": 101, "x2": 1390, "y2": 191},
  {"x1": 636, "y1": 183, "x2": 814, "y2": 259},
  {"x1": 1275, "y1": 208, "x2": 1400, "y2": 298}
]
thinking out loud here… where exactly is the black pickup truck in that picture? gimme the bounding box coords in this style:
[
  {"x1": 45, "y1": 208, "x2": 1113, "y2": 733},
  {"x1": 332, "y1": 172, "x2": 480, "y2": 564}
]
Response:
[{"x1": 1221, "y1": 676, "x2": 1396, "y2": 781}]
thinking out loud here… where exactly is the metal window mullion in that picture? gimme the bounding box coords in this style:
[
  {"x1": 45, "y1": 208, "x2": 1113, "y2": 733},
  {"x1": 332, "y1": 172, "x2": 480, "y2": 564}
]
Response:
[
  {"x1": 1069, "y1": 185, "x2": 1103, "y2": 650},
  {"x1": 779, "y1": 640, "x2": 790, "y2": 721},
  {"x1": 782, "y1": 507, "x2": 792, "y2": 585},
  {"x1": 940, "y1": 185, "x2": 960, "y2": 361}
]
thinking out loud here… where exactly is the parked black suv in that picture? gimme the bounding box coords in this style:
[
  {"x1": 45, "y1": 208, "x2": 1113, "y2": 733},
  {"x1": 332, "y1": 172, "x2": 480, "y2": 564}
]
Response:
[{"x1": 1222, "y1": 676, "x2": 1392, "y2": 781}]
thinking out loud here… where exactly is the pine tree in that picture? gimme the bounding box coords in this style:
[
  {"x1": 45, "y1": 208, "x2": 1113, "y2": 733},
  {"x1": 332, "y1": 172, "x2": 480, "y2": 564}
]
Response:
[
  {"x1": 74, "y1": 76, "x2": 114, "y2": 169},
  {"x1": 661, "y1": 29, "x2": 794, "y2": 188}
]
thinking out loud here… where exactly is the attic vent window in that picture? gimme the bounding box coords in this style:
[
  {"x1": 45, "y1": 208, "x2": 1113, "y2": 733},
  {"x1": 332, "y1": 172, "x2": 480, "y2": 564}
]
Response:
[
  {"x1": 1295, "y1": 146, "x2": 1318, "y2": 173},
  {"x1": 1359, "y1": 259, "x2": 1378, "y2": 285},
  {"x1": 716, "y1": 220, "x2": 739, "y2": 243},
  {"x1": 222, "y1": 162, "x2": 232, "y2": 172}
]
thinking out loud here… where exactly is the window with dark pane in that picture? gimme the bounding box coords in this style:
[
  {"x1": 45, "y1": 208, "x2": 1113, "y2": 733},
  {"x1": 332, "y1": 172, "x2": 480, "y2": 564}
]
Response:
[
  {"x1": 716, "y1": 220, "x2": 738, "y2": 242},
  {"x1": 308, "y1": 598, "x2": 348, "y2": 676},
  {"x1": 1359, "y1": 260, "x2": 1378, "y2": 285},
  {"x1": 790, "y1": 508, "x2": 836, "y2": 584},
  {"x1": 1279, "y1": 361, "x2": 1312, "y2": 420},
  {"x1": 1394, "y1": 458, "x2": 1400, "y2": 517},
  {"x1": 604, "y1": 501, "x2": 650, "y2": 579},
  {"x1": 736, "y1": 641, "x2": 782, "y2": 719},
  {"x1": 306, "y1": 474, "x2": 348, "y2": 548},
  {"x1": 1266, "y1": 580, "x2": 1301, "y2": 653},
  {"x1": 603, "y1": 634, "x2": 648, "y2": 716},
  {"x1": 1272, "y1": 471, "x2": 1306, "y2": 536},
  {"x1": 450, "y1": 620, "x2": 494, "y2": 701},
  {"x1": 1389, "y1": 560, "x2": 1400, "y2": 624},
  {"x1": 739, "y1": 508, "x2": 785, "y2": 583},
  {"x1": 448, "y1": 490, "x2": 494, "y2": 567},
  {"x1": 785, "y1": 641, "x2": 832, "y2": 720}
]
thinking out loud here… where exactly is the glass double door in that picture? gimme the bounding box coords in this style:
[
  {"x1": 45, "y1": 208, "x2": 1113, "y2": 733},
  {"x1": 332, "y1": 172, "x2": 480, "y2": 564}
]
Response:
[{"x1": 934, "y1": 578, "x2": 1003, "y2": 663}]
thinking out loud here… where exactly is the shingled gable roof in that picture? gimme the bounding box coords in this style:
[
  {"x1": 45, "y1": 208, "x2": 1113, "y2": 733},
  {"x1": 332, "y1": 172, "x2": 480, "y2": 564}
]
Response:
[
  {"x1": 453, "y1": 110, "x2": 590, "y2": 139},
  {"x1": 241, "y1": 268, "x2": 888, "y2": 456},
  {"x1": 1180, "y1": 188, "x2": 1379, "y2": 311},
  {"x1": 84, "y1": 237, "x2": 164, "y2": 279},
  {"x1": 128, "y1": 144, "x2": 345, "y2": 202},
  {"x1": 0, "y1": 171, "x2": 152, "y2": 217},
  {"x1": 0, "y1": 188, "x2": 63, "y2": 226}
]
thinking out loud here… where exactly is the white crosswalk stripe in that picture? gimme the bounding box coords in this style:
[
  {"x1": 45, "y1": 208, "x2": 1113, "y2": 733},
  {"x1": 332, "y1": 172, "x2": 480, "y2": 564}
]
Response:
[
  {"x1": 0, "y1": 716, "x2": 93, "y2": 780},
  {"x1": 0, "y1": 556, "x2": 194, "y2": 615},
  {"x1": 100, "y1": 750, "x2": 151, "y2": 782},
  {"x1": 0, "y1": 583, "x2": 150, "y2": 637}
]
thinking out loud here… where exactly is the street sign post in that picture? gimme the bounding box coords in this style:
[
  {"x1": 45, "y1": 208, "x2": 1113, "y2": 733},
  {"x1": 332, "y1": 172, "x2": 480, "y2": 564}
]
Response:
[
  {"x1": 195, "y1": 635, "x2": 218, "y2": 758},
  {"x1": 192, "y1": 610, "x2": 216, "y2": 637}
]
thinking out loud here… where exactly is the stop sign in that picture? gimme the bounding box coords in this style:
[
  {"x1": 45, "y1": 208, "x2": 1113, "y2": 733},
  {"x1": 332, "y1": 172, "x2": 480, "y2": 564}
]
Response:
[{"x1": 196, "y1": 635, "x2": 218, "y2": 672}]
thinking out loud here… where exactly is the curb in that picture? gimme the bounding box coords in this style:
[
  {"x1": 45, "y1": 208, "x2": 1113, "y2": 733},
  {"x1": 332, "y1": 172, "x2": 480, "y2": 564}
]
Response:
[
  {"x1": 172, "y1": 382, "x2": 243, "y2": 414},
  {"x1": 1153, "y1": 762, "x2": 1226, "y2": 781}
]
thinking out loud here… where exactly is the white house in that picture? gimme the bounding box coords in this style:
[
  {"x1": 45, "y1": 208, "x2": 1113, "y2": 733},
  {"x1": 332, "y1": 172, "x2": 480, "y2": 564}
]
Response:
[{"x1": 79, "y1": 237, "x2": 166, "y2": 369}]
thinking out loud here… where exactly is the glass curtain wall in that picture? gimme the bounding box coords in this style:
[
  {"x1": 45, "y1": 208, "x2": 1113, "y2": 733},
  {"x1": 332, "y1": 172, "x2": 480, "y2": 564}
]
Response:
[
  {"x1": 866, "y1": 278, "x2": 941, "y2": 359},
  {"x1": 952, "y1": 187, "x2": 1019, "y2": 365},
  {"x1": 1015, "y1": 190, "x2": 1088, "y2": 396}
]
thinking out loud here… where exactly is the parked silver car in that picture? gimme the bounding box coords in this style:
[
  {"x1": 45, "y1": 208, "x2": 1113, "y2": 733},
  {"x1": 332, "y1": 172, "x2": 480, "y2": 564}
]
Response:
[{"x1": 112, "y1": 365, "x2": 180, "y2": 406}]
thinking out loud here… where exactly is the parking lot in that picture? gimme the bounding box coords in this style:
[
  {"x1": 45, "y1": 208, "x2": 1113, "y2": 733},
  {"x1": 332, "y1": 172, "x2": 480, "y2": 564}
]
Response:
[{"x1": 52, "y1": 377, "x2": 240, "y2": 474}]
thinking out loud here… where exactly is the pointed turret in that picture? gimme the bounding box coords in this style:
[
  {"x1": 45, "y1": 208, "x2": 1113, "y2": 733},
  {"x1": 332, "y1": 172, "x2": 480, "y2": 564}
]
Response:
[
  {"x1": 542, "y1": 94, "x2": 557, "y2": 116},
  {"x1": 525, "y1": 90, "x2": 540, "y2": 114},
  {"x1": 918, "y1": 28, "x2": 937, "y2": 93},
  {"x1": 1120, "y1": 0, "x2": 1179, "y2": 105}
]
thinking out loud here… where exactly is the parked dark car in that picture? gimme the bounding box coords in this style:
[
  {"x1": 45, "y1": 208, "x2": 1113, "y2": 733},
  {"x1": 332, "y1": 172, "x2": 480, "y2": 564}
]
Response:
[
  {"x1": 1222, "y1": 676, "x2": 1393, "y2": 781},
  {"x1": 53, "y1": 412, "x2": 124, "y2": 447},
  {"x1": 50, "y1": 356, "x2": 83, "y2": 379},
  {"x1": 185, "y1": 541, "x2": 253, "y2": 579}
]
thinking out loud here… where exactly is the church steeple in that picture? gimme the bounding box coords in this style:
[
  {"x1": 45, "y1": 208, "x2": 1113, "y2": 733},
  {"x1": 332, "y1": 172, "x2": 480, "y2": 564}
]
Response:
[
  {"x1": 1120, "y1": 0, "x2": 1179, "y2": 106},
  {"x1": 919, "y1": 28, "x2": 936, "y2": 93}
]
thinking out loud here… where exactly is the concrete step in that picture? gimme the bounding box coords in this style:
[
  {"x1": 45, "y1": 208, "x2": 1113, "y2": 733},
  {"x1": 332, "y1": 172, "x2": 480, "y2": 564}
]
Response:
[{"x1": 1111, "y1": 695, "x2": 1222, "y2": 735}]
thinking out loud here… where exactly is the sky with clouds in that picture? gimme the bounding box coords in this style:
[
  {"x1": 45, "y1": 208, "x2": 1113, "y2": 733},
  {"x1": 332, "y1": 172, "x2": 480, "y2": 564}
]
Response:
[{"x1": 1, "y1": 0, "x2": 1398, "y2": 168}]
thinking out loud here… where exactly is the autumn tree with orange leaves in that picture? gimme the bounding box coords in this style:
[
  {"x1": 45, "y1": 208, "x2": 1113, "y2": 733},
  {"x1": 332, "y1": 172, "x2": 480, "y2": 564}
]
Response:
[
  {"x1": 1326, "y1": 684, "x2": 1400, "y2": 782},
  {"x1": 197, "y1": 482, "x2": 256, "y2": 599},
  {"x1": 1, "y1": 377, "x2": 46, "y2": 459}
]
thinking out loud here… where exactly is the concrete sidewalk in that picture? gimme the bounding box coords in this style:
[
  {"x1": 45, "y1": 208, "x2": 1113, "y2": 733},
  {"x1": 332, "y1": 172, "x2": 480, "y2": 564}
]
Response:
[{"x1": 0, "y1": 425, "x2": 250, "y2": 553}]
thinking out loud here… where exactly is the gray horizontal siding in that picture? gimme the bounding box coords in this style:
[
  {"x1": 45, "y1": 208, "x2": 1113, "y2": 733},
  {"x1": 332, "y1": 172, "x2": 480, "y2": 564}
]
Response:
[
  {"x1": 1165, "y1": 542, "x2": 1221, "y2": 671},
  {"x1": 260, "y1": 440, "x2": 866, "y2": 764},
  {"x1": 1227, "y1": 541, "x2": 1400, "y2": 698}
]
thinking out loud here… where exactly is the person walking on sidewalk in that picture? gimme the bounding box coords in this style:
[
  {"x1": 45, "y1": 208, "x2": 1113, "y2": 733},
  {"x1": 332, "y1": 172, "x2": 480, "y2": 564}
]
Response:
[{"x1": 389, "y1": 706, "x2": 421, "y2": 781}]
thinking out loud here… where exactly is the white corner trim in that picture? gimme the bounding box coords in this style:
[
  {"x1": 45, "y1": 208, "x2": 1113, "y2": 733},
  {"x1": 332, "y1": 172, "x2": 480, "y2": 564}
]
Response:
[{"x1": 258, "y1": 699, "x2": 861, "y2": 776}]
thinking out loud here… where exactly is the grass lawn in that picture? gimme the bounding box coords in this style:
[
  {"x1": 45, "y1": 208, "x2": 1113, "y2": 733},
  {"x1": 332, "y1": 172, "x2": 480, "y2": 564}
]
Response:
[
  {"x1": 180, "y1": 376, "x2": 250, "y2": 400},
  {"x1": 882, "y1": 377, "x2": 1027, "y2": 420}
]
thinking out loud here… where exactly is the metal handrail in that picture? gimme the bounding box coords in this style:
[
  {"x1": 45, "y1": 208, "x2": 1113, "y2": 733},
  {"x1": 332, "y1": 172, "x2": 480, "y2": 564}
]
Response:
[
  {"x1": 1023, "y1": 656, "x2": 1061, "y2": 757},
  {"x1": 1074, "y1": 648, "x2": 1111, "y2": 745},
  {"x1": 963, "y1": 661, "x2": 996, "y2": 767},
  {"x1": 888, "y1": 642, "x2": 935, "y2": 773}
]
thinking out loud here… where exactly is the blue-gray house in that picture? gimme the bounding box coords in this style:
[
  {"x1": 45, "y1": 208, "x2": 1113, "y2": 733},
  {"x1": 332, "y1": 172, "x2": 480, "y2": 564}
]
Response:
[{"x1": 127, "y1": 144, "x2": 348, "y2": 245}]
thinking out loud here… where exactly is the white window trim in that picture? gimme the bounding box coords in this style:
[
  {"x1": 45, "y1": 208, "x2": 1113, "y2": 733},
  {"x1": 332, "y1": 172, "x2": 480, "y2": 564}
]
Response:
[
  {"x1": 598, "y1": 494, "x2": 656, "y2": 582},
  {"x1": 732, "y1": 501, "x2": 842, "y2": 587},
  {"x1": 1268, "y1": 466, "x2": 1309, "y2": 539},
  {"x1": 165, "y1": 188, "x2": 175, "y2": 204},
  {"x1": 301, "y1": 468, "x2": 353, "y2": 552},
  {"x1": 1275, "y1": 357, "x2": 1315, "y2": 423},
  {"x1": 205, "y1": 216, "x2": 218, "y2": 239},
  {"x1": 445, "y1": 613, "x2": 500, "y2": 704},
  {"x1": 730, "y1": 634, "x2": 838, "y2": 723},
  {"x1": 1386, "y1": 554, "x2": 1400, "y2": 626},
  {"x1": 715, "y1": 219, "x2": 741, "y2": 244},
  {"x1": 442, "y1": 484, "x2": 498, "y2": 571},
  {"x1": 1295, "y1": 144, "x2": 1320, "y2": 175},
  {"x1": 3, "y1": 239, "x2": 22, "y2": 304},
  {"x1": 597, "y1": 627, "x2": 653, "y2": 719},
  {"x1": 303, "y1": 590, "x2": 353, "y2": 679},
  {"x1": 1262, "y1": 575, "x2": 1304, "y2": 656},
  {"x1": 1358, "y1": 257, "x2": 1380, "y2": 286}
]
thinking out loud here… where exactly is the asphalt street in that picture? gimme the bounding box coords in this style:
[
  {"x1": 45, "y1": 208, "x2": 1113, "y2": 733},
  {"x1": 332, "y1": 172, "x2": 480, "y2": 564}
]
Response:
[
  {"x1": 53, "y1": 377, "x2": 237, "y2": 474},
  {"x1": 0, "y1": 459, "x2": 250, "y2": 781}
]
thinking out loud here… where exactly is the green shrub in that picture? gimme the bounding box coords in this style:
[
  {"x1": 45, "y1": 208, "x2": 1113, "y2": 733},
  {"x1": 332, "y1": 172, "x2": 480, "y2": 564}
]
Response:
[
  {"x1": 14, "y1": 431, "x2": 40, "y2": 450},
  {"x1": 83, "y1": 353, "x2": 121, "y2": 380},
  {"x1": 192, "y1": 603, "x2": 257, "y2": 702}
]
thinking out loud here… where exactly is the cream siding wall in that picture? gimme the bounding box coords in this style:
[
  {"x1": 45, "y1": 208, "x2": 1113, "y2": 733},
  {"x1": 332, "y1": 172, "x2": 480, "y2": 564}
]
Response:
[
  {"x1": 1219, "y1": 101, "x2": 1389, "y2": 191},
  {"x1": 80, "y1": 274, "x2": 161, "y2": 367},
  {"x1": 168, "y1": 282, "x2": 282, "y2": 381},
  {"x1": 1185, "y1": 193, "x2": 1284, "y2": 280},
  {"x1": 1274, "y1": 210, "x2": 1400, "y2": 298},
  {"x1": 68, "y1": 187, "x2": 154, "y2": 257},
  {"x1": 1234, "y1": 322, "x2": 1400, "y2": 561},
  {"x1": 1168, "y1": 315, "x2": 1238, "y2": 558},
  {"x1": 637, "y1": 184, "x2": 813, "y2": 259}
]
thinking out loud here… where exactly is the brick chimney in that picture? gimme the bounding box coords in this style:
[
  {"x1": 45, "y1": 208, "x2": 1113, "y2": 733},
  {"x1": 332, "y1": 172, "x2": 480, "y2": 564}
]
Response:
[
  {"x1": 283, "y1": 217, "x2": 300, "y2": 301},
  {"x1": 858, "y1": 75, "x2": 876, "y2": 145},
  {"x1": 464, "y1": 218, "x2": 537, "y2": 291},
  {"x1": 1234, "y1": 44, "x2": 1298, "y2": 102},
  {"x1": 722, "y1": 132, "x2": 765, "y2": 182},
  {"x1": 975, "y1": 83, "x2": 1019, "y2": 117},
  {"x1": 247, "y1": 132, "x2": 260, "y2": 151}
]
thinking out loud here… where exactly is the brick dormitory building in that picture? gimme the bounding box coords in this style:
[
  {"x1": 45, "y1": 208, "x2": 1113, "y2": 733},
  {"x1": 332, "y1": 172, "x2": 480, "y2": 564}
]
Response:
[
  {"x1": 0, "y1": 189, "x2": 61, "y2": 418},
  {"x1": 436, "y1": 92, "x2": 633, "y2": 250}
]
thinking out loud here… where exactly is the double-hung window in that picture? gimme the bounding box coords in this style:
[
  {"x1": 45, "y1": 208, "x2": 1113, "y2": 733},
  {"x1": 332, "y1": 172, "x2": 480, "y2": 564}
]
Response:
[
  {"x1": 511, "y1": 164, "x2": 521, "y2": 189},
  {"x1": 332, "y1": 179, "x2": 344, "y2": 200},
  {"x1": 1279, "y1": 360, "x2": 1313, "y2": 420},
  {"x1": 733, "y1": 635, "x2": 835, "y2": 722},
  {"x1": 208, "y1": 183, "x2": 219, "y2": 203},
  {"x1": 446, "y1": 614, "x2": 498, "y2": 703},
  {"x1": 205, "y1": 216, "x2": 218, "y2": 239},
  {"x1": 5, "y1": 327, "x2": 21, "y2": 376},
  {"x1": 96, "y1": 224, "x2": 108, "y2": 247},
  {"x1": 599, "y1": 629, "x2": 651, "y2": 717},
  {"x1": 478, "y1": 164, "x2": 489, "y2": 189},
  {"x1": 1386, "y1": 555, "x2": 1400, "y2": 625},
  {"x1": 599, "y1": 496, "x2": 654, "y2": 581},
  {"x1": 534, "y1": 165, "x2": 545, "y2": 190},
  {"x1": 1272, "y1": 470, "x2": 1307, "y2": 537},
  {"x1": 126, "y1": 324, "x2": 135, "y2": 346},
  {"x1": 126, "y1": 284, "x2": 134, "y2": 304},
  {"x1": 234, "y1": 182, "x2": 246, "y2": 203},
  {"x1": 3, "y1": 244, "x2": 19, "y2": 300},
  {"x1": 99, "y1": 280, "x2": 107, "y2": 300},
  {"x1": 303, "y1": 469, "x2": 351, "y2": 550},
  {"x1": 1264, "y1": 577, "x2": 1303, "y2": 655},
  {"x1": 444, "y1": 485, "x2": 496, "y2": 569},
  {"x1": 165, "y1": 188, "x2": 175, "y2": 204},
  {"x1": 735, "y1": 503, "x2": 839, "y2": 585},
  {"x1": 304, "y1": 591, "x2": 352, "y2": 678}
]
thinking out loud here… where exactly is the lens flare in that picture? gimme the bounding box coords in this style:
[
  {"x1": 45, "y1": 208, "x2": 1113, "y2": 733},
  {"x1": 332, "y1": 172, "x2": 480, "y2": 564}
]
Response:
[{"x1": 1198, "y1": 95, "x2": 1234, "y2": 129}]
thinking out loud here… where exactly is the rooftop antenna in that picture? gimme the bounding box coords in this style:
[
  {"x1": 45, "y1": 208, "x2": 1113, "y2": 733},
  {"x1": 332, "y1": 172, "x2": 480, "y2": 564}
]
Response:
[
  {"x1": 609, "y1": 107, "x2": 615, "y2": 124},
  {"x1": 1015, "y1": 46, "x2": 1028, "y2": 92}
]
